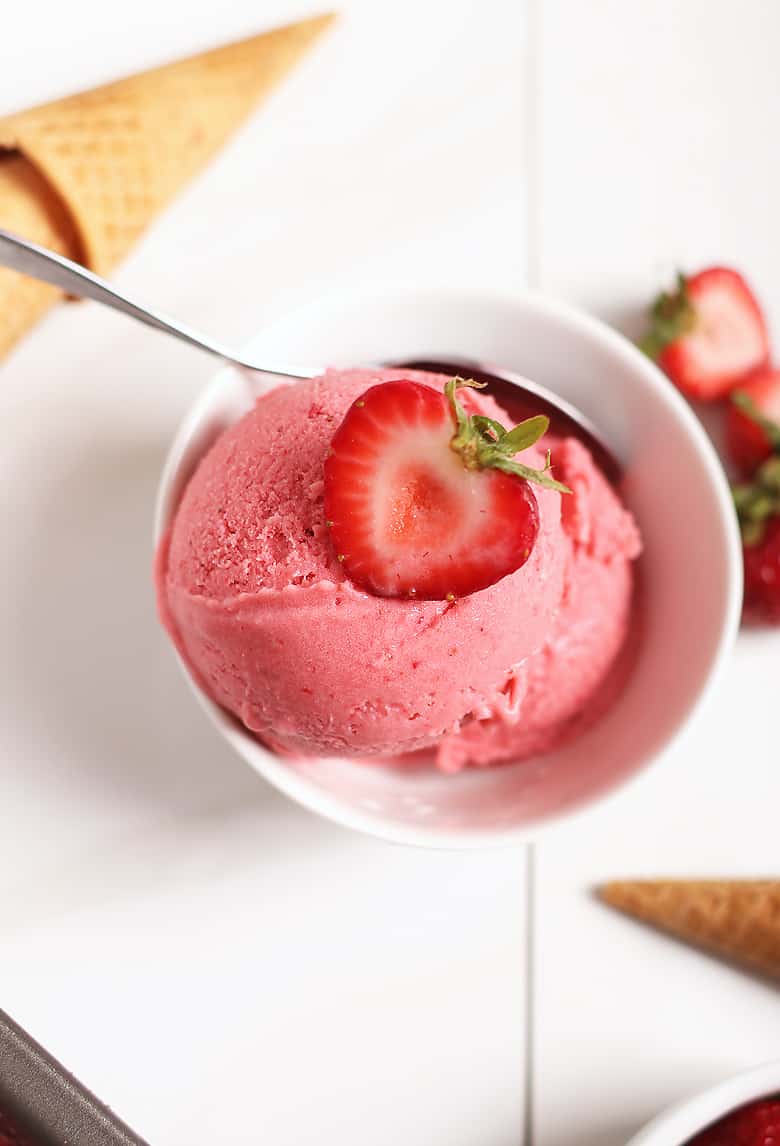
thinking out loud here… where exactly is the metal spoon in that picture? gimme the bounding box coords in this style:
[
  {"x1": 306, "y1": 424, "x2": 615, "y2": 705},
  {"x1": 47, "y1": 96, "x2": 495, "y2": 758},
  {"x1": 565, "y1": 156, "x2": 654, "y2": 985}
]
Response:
[
  {"x1": 0, "y1": 228, "x2": 317, "y2": 385},
  {"x1": 0, "y1": 228, "x2": 620, "y2": 479}
]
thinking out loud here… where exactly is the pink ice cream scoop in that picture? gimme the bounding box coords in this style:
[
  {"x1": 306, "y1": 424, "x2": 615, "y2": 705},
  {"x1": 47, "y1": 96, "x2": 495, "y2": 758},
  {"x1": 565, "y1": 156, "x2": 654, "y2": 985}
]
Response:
[{"x1": 157, "y1": 368, "x2": 640, "y2": 769}]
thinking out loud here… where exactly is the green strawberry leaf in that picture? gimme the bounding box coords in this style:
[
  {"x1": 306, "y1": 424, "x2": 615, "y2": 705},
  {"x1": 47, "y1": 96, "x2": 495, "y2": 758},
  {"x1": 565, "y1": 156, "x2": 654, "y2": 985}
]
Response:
[{"x1": 445, "y1": 377, "x2": 570, "y2": 494}]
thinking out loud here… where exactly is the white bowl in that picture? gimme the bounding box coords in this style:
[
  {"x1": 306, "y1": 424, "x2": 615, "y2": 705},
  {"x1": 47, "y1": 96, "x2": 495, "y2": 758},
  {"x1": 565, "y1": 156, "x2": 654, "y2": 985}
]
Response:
[
  {"x1": 626, "y1": 1060, "x2": 780, "y2": 1145},
  {"x1": 155, "y1": 284, "x2": 741, "y2": 848}
]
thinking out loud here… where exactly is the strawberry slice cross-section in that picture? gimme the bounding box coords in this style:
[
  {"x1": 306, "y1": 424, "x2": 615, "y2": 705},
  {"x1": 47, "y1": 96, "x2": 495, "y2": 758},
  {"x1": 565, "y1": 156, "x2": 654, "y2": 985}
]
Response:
[
  {"x1": 640, "y1": 267, "x2": 769, "y2": 401},
  {"x1": 323, "y1": 376, "x2": 569, "y2": 600}
]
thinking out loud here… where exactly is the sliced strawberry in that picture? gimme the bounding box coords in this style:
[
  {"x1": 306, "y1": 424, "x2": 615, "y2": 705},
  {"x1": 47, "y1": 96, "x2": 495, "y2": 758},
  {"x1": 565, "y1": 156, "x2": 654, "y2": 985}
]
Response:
[
  {"x1": 640, "y1": 267, "x2": 769, "y2": 400},
  {"x1": 726, "y1": 369, "x2": 780, "y2": 477},
  {"x1": 323, "y1": 377, "x2": 568, "y2": 600}
]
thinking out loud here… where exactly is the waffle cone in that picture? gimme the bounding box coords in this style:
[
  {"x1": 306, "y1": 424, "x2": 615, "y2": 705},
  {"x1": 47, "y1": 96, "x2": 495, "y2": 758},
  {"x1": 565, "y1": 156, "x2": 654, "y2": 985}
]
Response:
[
  {"x1": 0, "y1": 153, "x2": 80, "y2": 357},
  {"x1": 0, "y1": 14, "x2": 333, "y2": 354},
  {"x1": 600, "y1": 879, "x2": 780, "y2": 981}
]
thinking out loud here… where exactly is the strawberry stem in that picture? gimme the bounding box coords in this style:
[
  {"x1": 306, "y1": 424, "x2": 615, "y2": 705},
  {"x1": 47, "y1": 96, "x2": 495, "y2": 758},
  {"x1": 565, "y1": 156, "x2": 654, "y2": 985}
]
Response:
[
  {"x1": 639, "y1": 271, "x2": 697, "y2": 361},
  {"x1": 445, "y1": 377, "x2": 571, "y2": 494},
  {"x1": 733, "y1": 456, "x2": 780, "y2": 546}
]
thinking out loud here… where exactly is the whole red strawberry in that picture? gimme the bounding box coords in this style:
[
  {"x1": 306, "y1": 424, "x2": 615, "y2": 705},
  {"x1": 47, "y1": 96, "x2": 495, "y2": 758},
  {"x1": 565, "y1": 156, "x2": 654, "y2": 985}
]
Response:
[
  {"x1": 734, "y1": 457, "x2": 780, "y2": 623},
  {"x1": 727, "y1": 370, "x2": 780, "y2": 477},
  {"x1": 640, "y1": 268, "x2": 769, "y2": 400},
  {"x1": 743, "y1": 516, "x2": 780, "y2": 624},
  {"x1": 689, "y1": 1096, "x2": 780, "y2": 1146},
  {"x1": 323, "y1": 376, "x2": 568, "y2": 599}
]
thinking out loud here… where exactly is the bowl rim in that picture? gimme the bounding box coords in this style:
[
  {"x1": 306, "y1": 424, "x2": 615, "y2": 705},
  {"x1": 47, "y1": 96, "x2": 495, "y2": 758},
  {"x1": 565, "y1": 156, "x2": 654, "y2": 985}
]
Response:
[
  {"x1": 155, "y1": 281, "x2": 743, "y2": 849},
  {"x1": 625, "y1": 1060, "x2": 780, "y2": 1146}
]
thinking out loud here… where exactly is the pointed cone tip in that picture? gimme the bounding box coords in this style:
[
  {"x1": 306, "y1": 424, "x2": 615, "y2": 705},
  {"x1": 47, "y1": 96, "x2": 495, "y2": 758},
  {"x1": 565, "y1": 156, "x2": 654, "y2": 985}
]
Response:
[{"x1": 597, "y1": 879, "x2": 780, "y2": 981}]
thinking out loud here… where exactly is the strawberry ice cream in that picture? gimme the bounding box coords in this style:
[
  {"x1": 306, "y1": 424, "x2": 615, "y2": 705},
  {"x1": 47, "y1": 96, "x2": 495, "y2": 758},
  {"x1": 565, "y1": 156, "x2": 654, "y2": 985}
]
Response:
[{"x1": 157, "y1": 368, "x2": 641, "y2": 771}]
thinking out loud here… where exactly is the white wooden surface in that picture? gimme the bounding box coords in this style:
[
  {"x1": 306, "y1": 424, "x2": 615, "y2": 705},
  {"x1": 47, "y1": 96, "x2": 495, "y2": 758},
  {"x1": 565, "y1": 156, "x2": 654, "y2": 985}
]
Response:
[{"x1": 0, "y1": 3, "x2": 778, "y2": 1145}]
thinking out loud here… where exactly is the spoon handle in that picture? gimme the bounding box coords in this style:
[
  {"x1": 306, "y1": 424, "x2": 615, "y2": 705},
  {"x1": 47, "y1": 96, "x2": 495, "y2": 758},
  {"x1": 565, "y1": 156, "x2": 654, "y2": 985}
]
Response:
[{"x1": 0, "y1": 228, "x2": 316, "y2": 380}]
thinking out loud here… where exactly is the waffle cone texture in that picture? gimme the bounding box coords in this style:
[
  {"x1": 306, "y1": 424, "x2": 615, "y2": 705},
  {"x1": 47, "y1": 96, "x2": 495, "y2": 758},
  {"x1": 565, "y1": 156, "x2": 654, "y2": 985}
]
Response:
[
  {"x1": 600, "y1": 879, "x2": 780, "y2": 981},
  {"x1": 0, "y1": 14, "x2": 333, "y2": 357}
]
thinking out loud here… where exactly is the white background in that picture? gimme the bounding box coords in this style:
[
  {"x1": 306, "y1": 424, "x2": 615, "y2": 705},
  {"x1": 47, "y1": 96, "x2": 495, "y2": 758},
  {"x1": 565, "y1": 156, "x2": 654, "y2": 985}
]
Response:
[{"x1": 1, "y1": 3, "x2": 778, "y2": 1145}]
